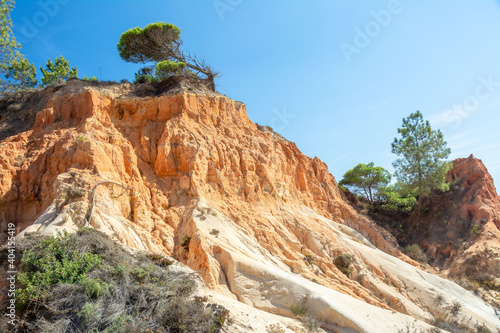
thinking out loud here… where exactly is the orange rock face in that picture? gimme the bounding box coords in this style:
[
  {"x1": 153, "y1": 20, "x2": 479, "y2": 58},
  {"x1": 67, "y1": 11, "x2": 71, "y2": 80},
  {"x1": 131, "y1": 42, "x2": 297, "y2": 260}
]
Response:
[
  {"x1": 445, "y1": 155, "x2": 500, "y2": 278},
  {"x1": 0, "y1": 81, "x2": 401, "y2": 299},
  {"x1": 2, "y1": 81, "x2": 499, "y2": 330},
  {"x1": 402, "y1": 155, "x2": 500, "y2": 281}
]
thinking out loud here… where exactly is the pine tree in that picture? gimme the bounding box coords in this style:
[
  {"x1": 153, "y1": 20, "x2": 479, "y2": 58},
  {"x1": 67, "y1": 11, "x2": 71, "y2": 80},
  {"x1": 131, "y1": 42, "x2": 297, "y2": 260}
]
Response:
[
  {"x1": 40, "y1": 56, "x2": 78, "y2": 86},
  {"x1": 117, "y1": 22, "x2": 218, "y2": 89},
  {"x1": 5, "y1": 57, "x2": 37, "y2": 89},
  {"x1": 339, "y1": 162, "x2": 391, "y2": 204},
  {"x1": 0, "y1": 0, "x2": 22, "y2": 92},
  {"x1": 391, "y1": 111, "x2": 451, "y2": 198}
]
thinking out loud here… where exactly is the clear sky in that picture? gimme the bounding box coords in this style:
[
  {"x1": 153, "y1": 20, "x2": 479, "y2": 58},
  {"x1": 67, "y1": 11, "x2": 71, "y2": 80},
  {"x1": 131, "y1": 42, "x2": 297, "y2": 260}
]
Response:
[{"x1": 10, "y1": 0, "x2": 500, "y2": 188}]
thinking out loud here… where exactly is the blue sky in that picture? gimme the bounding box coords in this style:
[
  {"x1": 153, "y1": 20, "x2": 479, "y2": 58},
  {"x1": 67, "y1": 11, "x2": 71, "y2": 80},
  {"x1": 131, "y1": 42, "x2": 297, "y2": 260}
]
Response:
[{"x1": 10, "y1": 0, "x2": 500, "y2": 187}]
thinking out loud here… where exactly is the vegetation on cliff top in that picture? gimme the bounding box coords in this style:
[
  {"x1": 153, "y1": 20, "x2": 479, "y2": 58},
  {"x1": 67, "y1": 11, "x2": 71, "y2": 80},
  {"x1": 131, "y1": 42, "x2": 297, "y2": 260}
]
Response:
[
  {"x1": 0, "y1": 1, "x2": 79, "y2": 94},
  {"x1": 117, "y1": 21, "x2": 218, "y2": 89}
]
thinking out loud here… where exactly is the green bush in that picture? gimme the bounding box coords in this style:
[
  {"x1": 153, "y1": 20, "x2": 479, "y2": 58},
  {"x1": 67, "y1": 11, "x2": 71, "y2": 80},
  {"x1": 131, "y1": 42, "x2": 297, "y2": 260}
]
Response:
[
  {"x1": 130, "y1": 268, "x2": 150, "y2": 283},
  {"x1": 181, "y1": 235, "x2": 191, "y2": 252},
  {"x1": 403, "y1": 244, "x2": 427, "y2": 263},
  {"x1": 2, "y1": 228, "x2": 227, "y2": 332},
  {"x1": 334, "y1": 254, "x2": 353, "y2": 276},
  {"x1": 77, "y1": 302, "x2": 97, "y2": 326},
  {"x1": 134, "y1": 70, "x2": 157, "y2": 84},
  {"x1": 82, "y1": 75, "x2": 98, "y2": 82},
  {"x1": 303, "y1": 254, "x2": 314, "y2": 265},
  {"x1": 147, "y1": 253, "x2": 174, "y2": 267},
  {"x1": 289, "y1": 304, "x2": 308, "y2": 317},
  {"x1": 379, "y1": 186, "x2": 417, "y2": 213},
  {"x1": 81, "y1": 278, "x2": 109, "y2": 298},
  {"x1": 16, "y1": 231, "x2": 102, "y2": 309}
]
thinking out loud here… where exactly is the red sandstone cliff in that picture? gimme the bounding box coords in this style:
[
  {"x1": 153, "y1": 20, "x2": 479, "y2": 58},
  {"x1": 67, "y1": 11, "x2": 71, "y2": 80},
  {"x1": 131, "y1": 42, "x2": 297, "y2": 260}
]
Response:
[{"x1": 1, "y1": 80, "x2": 498, "y2": 332}]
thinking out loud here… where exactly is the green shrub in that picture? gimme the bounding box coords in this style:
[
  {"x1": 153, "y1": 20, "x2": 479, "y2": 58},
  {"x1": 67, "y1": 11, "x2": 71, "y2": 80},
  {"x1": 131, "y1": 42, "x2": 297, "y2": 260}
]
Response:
[
  {"x1": 112, "y1": 263, "x2": 128, "y2": 276},
  {"x1": 82, "y1": 75, "x2": 98, "y2": 82},
  {"x1": 181, "y1": 235, "x2": 191, "y2": 252},
  {"x1": 81, "y1": 278, "x2": 109, "y2": 298},
  {"x1": 289, "y1": 304, "x2": 308, "y2": 317},
  {"x1": 403, "y1": 244, "x2": 427, "y2": 263},
  {"x1": 1, "y1": 228, "x2": 225, "y2": 332},
  {"x1": 16, "y1": 231, "x2": 102, "y2": 309},
  {"x1": 334, "y1": 254, "x2": 353, "y2": 276},
  {"x1": 77, "y1": 302, "x2": 97, "y2": 326},
  {"x1": 303, "y1": 254, "x2": 314, "y2": 265},
  {"x1": 147, "y1": 253, "x2": 174, "y2": 267},
  {"x1": 209, "y1": 229, "x2": 220, "y2": 237},
  {"x1": 130, "y1": 268, "x2": 150, "y2": 283},
  {"x1": 156, "y1": 60, "x2": 186, "y2": 80},
  {"x1": 378, "y1": 186, "x2": 417, "y2": 213},
  {"x1": 134, "y1": 68, "x2": 157, "y2": 83}
]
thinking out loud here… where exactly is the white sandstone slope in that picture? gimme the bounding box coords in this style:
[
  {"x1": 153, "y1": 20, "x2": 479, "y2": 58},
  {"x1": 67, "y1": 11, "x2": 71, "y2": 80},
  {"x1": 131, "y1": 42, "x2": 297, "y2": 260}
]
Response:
[{"x1": 187, "y1": 199, "x2": 500, "y2": 332}]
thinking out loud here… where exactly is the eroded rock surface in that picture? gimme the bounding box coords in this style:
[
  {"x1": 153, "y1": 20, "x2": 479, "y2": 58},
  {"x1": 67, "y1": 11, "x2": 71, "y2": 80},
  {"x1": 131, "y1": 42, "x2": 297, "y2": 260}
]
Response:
[{"x1": 1, "y1": 80, "x2": 498, "y2": 332}]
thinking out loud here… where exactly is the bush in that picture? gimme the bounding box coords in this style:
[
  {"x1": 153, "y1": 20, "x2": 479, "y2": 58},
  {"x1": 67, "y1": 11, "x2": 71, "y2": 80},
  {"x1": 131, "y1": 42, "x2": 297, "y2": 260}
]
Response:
[
  {"x1": 1, "y1": 228, "x2": 228, "y2": 332},
  {"x1": 147, "y1": 253, "x2": 174, "y2": 267},
  {"x1": 303, "y1": 254, "x2": 314, "y2": 265},
  {"x1": 334, "y1": 254, "x2": 353, "y2": 276},
  {"x1": 448, "y1": 301, "x2": 462, "y2": 316},
  {"x1": 81, "y1": 278, "x2": 109, "y2": 298},
  {"x1": 181, "y1": 235, "x2": 191, "y2": 252},
  {"x1": 289, "y1": 304, "x2": 308, "y2": 317},
  {"x1": 16, "y1": 231, "x2": 102, "y2": 309},
  {"x1": 266, "y1": 323, "x2": 286, "y2": 333},
  {"x1": 130, "y1": 268, "x2": 150, "y2": 283},
  {"x1": 82, "y1": 75, "x2": 98, "y2": 82},
  {"x1": 77, "y1": 302, "x2": 97, "y2": 326},
  {"x1": 402, "y1": 244, "x2": 427, "y2": 263},
  {"x1": 379, "y1": 186, "x2": 417, "y2": 213}
]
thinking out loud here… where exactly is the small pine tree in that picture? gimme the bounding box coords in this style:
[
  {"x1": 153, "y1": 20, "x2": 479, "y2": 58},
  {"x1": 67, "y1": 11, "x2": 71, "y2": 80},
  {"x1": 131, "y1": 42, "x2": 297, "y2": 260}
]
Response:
[
  {"x1": 339, "y1": 162, "x2": 391, "y2": 204},
  {"x1": 40, "y1": 56, "x2": 78, "y2": 86},
  {"x1": 5, "y1": 57, "x2": 37, "y2": 89},
  {"x1": 0, "y1": 0, "x2": 27, "y2": 93}
]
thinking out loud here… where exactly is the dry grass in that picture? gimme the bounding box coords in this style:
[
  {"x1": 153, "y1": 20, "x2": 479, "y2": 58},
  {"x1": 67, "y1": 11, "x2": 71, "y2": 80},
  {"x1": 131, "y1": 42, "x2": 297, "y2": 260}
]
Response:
[{"x1": 0, "y1": 228, "x2": 228, "y2": 332}]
